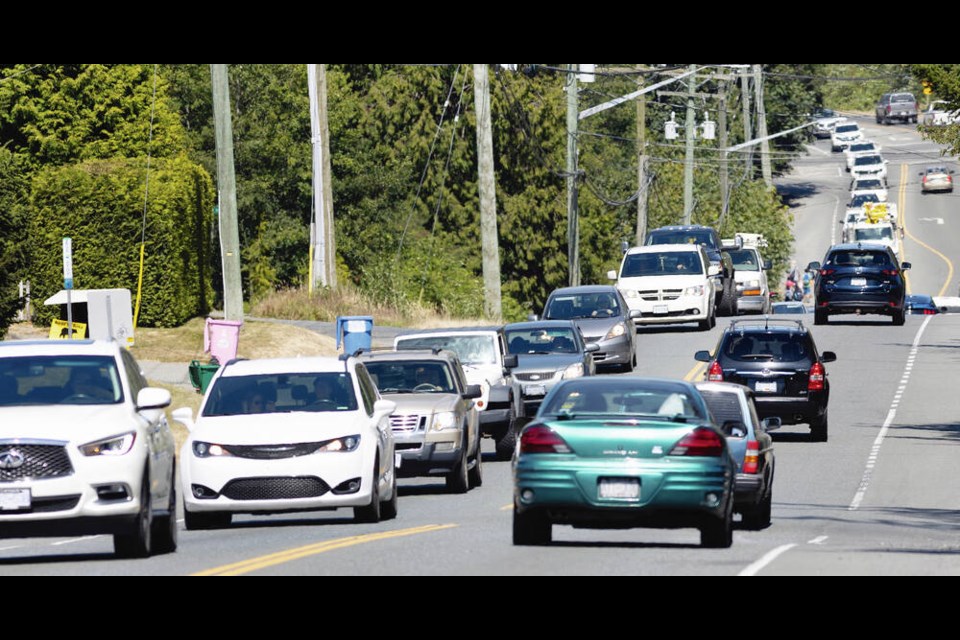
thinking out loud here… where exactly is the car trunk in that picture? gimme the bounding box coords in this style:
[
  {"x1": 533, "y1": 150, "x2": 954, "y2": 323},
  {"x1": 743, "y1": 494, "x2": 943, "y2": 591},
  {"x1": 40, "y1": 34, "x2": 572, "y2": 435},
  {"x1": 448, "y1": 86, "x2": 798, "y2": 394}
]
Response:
[
  {"x1": 548, "y1": 420, "x2": 695, "y2": 460},
  {"x1": 721, "y1": 361, "x2": 811, "y2": 399}
]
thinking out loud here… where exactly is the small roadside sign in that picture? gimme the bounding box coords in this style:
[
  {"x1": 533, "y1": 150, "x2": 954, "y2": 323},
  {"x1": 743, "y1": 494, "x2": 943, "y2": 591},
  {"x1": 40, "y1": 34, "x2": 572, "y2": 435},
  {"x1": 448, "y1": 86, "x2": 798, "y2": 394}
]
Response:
[{"x1": 63, "y1": 238, "x2": 74, "y2": 290}]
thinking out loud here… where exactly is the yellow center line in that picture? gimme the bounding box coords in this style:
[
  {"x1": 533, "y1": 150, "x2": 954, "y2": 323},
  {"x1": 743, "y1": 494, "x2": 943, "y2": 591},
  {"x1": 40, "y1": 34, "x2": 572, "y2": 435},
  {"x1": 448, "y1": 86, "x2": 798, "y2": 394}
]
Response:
[
  {"x1": 500, "y1": 504, "x2": 513, "y2": 511},
  {"x1": 684, "y1": 362, "x2": 706, "y2": 382},
  {"x1": 192, "y1": 524, "x2": 457, "y2": 577},
  {"x1": 900, "y1": 163, "x2": 955, "y2": 297}
]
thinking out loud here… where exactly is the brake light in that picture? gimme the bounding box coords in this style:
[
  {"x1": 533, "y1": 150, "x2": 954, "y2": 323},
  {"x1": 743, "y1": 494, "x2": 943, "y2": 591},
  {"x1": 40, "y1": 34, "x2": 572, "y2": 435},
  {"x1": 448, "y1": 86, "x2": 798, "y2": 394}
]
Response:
[
  {"x1": 881, "y1": 269, "x2": 899, "y2": 276},
  {"x1": 886, "y1": 105, "x2": 892, "y2": 114},
  {"x1": 923, "y1": 176, "x2": 928, "y2": 184},
  {"x1": 808, "y1": 362, "x2": 825, "y2": 392},
  {"x1": 743, "y1": 440, "x2": 760, "y2": 474},
  {"x1": 923, "y1": 309, "x2": 937, "y2": 315},
  {"x1": 520, "y1": 425, "x2": 572, "y2": 454},
  {"x1": 708, "y1": 361, "x2": 724, "y2": 382},
  {"x1": 819, "y1": 268, "x2": 835, "y2": 277},
  {"x1": 669, "y1": 428, "x2": 725, "y2": 457}
]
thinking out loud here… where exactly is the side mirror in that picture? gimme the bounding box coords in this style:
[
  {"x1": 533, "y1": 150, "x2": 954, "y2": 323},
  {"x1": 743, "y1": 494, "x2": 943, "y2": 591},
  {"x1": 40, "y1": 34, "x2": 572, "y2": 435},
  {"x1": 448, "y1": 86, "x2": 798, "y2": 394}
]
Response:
[
  {"x1": 821, "y1": 351, "x2": 837, "y2": 363},
  {"x1": 628, "y1": 309, "x2": 642, "y2": 320},
  {"x1": 694, "y1": 350, "x2": 712, "y2": 363},
  {"x1": 137, "y1": 387, "x2": 172, "y2": 412},
  {"x1": 607, "y1": 270, "x2": 619, "y2": 281},
  {"x1": 584, "y1": 343, "x2": 601, "y2": 354},
  {"x1": 171, "y1": 407, "x2": 195, "y2": 431},
  {"x1": 721, "y1": 420, "x2": 748, "y2": 438},
  {"x1": 763, "y1": 260, "x2": 773, "y2": 271},
  {"x1": 502, "y1": 354, "x2": 519, "y2": 370},
  {"x1": 463, "y1": 384, "x2": 483, "y2": 400},
  {"x1": 374, "y1": 399, "x2": 397, "y2": 417},
  {"x1": 621, "y1": 240, "x2": 631, "y2": 254},
  {"x1": 762, "y1": 417, "x2": 782, "y2": 432},
  {"x1": 807, "y1": 262, "x2": 821, "y2": 272},
  {"x1": 901, "y1": 262, "x2": 911, "y2": 271},
  {"x1": 527, "y1": 314, "x2": 540, "y2": 322},
  {"x1": 707, "y1": 265, "x2": 721, "y2": 277}
]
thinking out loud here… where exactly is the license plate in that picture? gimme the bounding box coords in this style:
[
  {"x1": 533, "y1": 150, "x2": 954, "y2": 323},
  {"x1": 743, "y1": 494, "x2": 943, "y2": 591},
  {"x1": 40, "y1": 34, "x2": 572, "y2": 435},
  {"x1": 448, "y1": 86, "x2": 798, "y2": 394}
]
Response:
[
  {"x1": 851, "y1": 278, "x2": 867, "y2": 287},
  {"x1": 599, "y1": 478, "x2": 640, "y2": 500},
  {"x1": 755, "y1": 381, "x2": 777, "y2": 393},
  {"x1": 0, "y1": 489, "x2": 31, "y2": 511},
  {"x1": 653, "y1": 305, "x2": 669, "y2": 315},
  {"x1": 524, "y1": 384, "x2": 546, "y2": 397}
]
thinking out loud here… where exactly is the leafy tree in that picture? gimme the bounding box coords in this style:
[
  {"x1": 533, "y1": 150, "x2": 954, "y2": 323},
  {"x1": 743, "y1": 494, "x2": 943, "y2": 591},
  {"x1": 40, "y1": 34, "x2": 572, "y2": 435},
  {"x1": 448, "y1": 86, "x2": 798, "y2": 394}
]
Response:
[
  {"x1": 911, "y1": 64, "x2": 960, "y2": 155},
  {"x1": 0, "y1": 148, "x2": 29, "y2": 337}
]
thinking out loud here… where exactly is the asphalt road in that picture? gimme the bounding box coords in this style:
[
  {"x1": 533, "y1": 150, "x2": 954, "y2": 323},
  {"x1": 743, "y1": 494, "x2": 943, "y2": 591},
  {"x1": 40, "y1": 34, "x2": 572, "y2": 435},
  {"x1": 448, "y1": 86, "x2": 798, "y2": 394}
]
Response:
[{"x1": 4, "y1": 119, "x2": 960, "y2": 575}]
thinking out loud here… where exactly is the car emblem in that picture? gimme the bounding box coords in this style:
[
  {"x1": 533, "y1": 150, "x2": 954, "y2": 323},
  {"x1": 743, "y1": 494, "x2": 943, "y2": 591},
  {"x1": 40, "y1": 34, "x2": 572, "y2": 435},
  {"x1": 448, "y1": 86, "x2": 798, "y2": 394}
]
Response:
[
  {"x1": 761, "y1": 368, "x2": 772, "y2": 377},
  {"x1": 530, "y1": 375, "x2": 541, "y2": 381},
  {"x1": 0, "y1": 449, "x2": 25, "y2": 470}
]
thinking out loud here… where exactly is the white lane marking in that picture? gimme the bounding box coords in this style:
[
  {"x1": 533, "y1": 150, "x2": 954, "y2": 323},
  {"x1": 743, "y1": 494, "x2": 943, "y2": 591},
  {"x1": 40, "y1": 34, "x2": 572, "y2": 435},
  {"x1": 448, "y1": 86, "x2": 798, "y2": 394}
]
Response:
[
  {"x1": 837, "y1": 166, "x2": 842, "y2": 178},
  {"x1": 808, "y1": 536, "x2": 829, "y2": 545},
  {"x1": 849, "y1": 316, "x2": 933, "y2": 511},
  {"x1": 830, "y1": 195, "x2": 840, "y2": 245},
  {"x1": 919, "y1": 217, "x2": 945, "y2": 225},
  {"x1": 51, "y1": 535, "x2": 101, "y2": 547},
  {"x1": 739, "y1": 544, "x2": 798, "y2": 577}
]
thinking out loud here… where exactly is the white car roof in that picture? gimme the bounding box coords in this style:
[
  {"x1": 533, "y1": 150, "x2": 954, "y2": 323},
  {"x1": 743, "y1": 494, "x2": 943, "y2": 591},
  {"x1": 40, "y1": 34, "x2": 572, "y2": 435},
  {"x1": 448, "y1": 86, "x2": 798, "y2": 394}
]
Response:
[
  {"x1": 0, "y1": 339, "x2": 120, "y2": 358},
  {"x1": 626, "y1": 244, "x2": 703, "y2": 255},
  {"x1": 218, "y1": 357, "x2": 354, "y2": 377}
]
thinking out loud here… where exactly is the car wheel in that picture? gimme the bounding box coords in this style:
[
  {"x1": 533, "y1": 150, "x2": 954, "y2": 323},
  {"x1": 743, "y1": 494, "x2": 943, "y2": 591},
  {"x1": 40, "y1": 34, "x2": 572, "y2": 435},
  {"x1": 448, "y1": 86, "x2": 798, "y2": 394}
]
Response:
[
  {"x1": 446, "y1": 444, "x2": 470, "y2": 494},
  {"x1": 468, "y1": 437, "x2": 484, "y2": 489},
  {"x1": 742, "y1": 489, "x2": 772, "y2": 531},
  {"x1": 700, "y1": 497, "x2": 733, "y2": 548},
  {"x1": 151, "y1": 468, "x2": 178, "y2": 555},
  {"x1": 114, "y1": 472, "x2": 153, "y2": 558},
  {"x1": 381, "y1": 469, "x2": 399, "y2": 521},
  {"x1": 698, "y1": 317, "x2": 712, "y2": 331},
  {"x1": 717, "y1": 280, "x2": 737, "y2": 317},
  {"x1": 810, "y1": 410, "x2": 829, "y2": 442},
  {"x1": 911, "y1": 116, "x2": 918, "y2": 125},
  {"x1": 495, "y1": 418, "x2": 518, "y2": 462},
  {"x1": 184, "y1": 509, "x2": 232, "y2": 531},
  {"x1": 892, "y1": 309, "x2": 905, "y2": 326},
  {"x1": 354, "y1": 463, "x2": 382, "y2": 523},
  {"x1": 513, "y1": 506, "x2": 552, "y2": 546},
  {"x1": 814, "y1": 309, "x2": 827, "y2": 325}
]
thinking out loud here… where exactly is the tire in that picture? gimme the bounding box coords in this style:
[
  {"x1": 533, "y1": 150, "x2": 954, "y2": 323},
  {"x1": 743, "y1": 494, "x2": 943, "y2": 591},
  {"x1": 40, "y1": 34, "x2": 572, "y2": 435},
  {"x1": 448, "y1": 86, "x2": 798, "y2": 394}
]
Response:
[
  {"x1": 700, "y1": 497, "x2": 733, "y2": 548},
  {"x1": 814, "y1": 309, "x2": 827, "y2": 325},
  {"x1": 354, "y1": 463, "x2": 382, "y2": 523},
  {"x1": 446, "y1": 444, "x2": 470, "y2": 494},
  {"x1": 151, "y1": 469, "x2": 178, "y2": 555},
  {"x1": 495, "y1": 419, "x2": 518, "y2": 462},
  {"x1": 698, "y1": 317, "x2": 712, "y2": 331},
  {"x1": 718, "y1": 279, "x2": 737, "y2": 317},
  {"x1": 114, "y1": 473, "x2": 153, "y2": 558},
  {"x1": 810, "y1": 410, "x2": 829, "y2": 442},
  {"x1": 911, "y1": 116, "x2": 918, "y2": 125},
  {"x1": 381, "y1": 470, "x2": 398, "y2": 521},
  {"x1": 741, "y1": 489, "x2": 772, "y2": 531},
  {"x1": 513, "y1": 507, "x2": 552, "y2": 546},
  {"x1": 892, "y1": 309, "x2": 905, "y2": 326},
  {"x1": 184, "y1": 509, "x2": 232, "y2": 531},
  {"x1": 468, "y1": 437, "x2": 484, "y2": 489}
]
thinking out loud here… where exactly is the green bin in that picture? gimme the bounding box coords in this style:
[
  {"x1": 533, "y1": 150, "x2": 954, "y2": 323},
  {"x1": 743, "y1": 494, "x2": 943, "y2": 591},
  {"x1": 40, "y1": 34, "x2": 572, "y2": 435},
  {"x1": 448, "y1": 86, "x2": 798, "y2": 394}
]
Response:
[{"x1": 189, "y1": 360, "x2": 220, "y2": 395}]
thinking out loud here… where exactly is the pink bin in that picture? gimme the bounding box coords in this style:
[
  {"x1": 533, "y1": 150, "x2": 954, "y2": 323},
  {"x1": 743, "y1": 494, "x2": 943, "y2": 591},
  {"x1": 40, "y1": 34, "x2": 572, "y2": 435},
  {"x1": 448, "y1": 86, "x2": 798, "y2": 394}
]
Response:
[{"x1": 204, "y1": 318, "x2": 243, "y2": 364}]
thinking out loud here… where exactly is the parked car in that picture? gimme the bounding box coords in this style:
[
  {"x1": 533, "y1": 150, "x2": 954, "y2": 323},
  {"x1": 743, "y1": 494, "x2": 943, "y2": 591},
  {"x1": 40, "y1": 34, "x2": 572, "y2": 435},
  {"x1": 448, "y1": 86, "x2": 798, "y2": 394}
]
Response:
[
  {"x1": 919, "y1": 165, "x2": 954, "y2": 194},
  {"x1": 695, "y1": 318, "x2": 837, "y2": 441},
  {"x1": 696, "y1": 381, "x2": 779, "y2": 530},
  {"x1": 808, "y1": 244, "x2": 910, "y2": 326},
  {"x1": 904, "y1": 295, "x2": 939, "y2": 315},
  {"x1": 503, "y1": 320, "x2": 598, "y2": 416},
  {"x1": 532, "y1": 285, "x2": 639, "y2": 373},
  {"x1": 722, "y1": 236, "x2": 772, "y2": 315},
  {"x1": 174, "y1": 356, "x2": 399, "y2": 528},
  {"x1": 394, "y1": 327, "x2": 522, "y2": 460},
  {"x1": 0, "y1": 340, "x2": 177, "y2": 558},
  {"x1": 921, "y1": 100, "x2": 960, "y2": 127},
  {"x1": 609, "y1": 244, "x2": 719, "y2": 331},
  {"x1": 831, "y1": 122, "x2": 864, "y2": 152},
  {"x1": 513, "y1": 377, "x2": 736, "y2": 547},
  {"x1": 359, "y1": 350, "x2": 483, "y2": 493},
  {"x1": 876, "y1": 92, "x2": 919, "y2": 125}
]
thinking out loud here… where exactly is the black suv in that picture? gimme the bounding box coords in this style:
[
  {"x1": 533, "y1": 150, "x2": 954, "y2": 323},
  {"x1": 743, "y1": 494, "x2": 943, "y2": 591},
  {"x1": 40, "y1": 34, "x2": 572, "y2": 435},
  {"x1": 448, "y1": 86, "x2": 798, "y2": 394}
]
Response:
[
  {"x1": 807, "y1": 243, "x2": 910, "y2": 326},
  {"x1": 645, "y1": 225, "x2": 738, "y2": 316},
  {"x1": 695, "y1": 319, "x2": 837, "y2": 441}
]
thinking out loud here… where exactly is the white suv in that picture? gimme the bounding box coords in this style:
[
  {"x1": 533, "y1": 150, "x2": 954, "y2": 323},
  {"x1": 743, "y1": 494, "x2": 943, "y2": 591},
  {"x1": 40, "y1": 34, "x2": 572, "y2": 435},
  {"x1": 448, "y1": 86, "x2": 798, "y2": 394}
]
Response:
[
  {"x1": 609, "y1": 244, "x2": 718, "y2": 331},
  {"x1": 0, "y1": 340, "x2": 177, "y2": 558},
  {"x1": 831, "y1": 121, "x2": 864, "y2": 152}
]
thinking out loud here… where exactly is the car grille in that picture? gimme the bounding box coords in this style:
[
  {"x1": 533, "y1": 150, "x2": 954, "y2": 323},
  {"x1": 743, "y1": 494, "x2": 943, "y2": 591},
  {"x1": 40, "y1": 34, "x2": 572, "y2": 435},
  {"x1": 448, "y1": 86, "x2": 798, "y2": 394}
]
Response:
[
  {"x1": 637, "y1": 289, "x2": 682, "y2": 301},
  {"x1": 222, "y1": 443, "x2": 325, "y2": 460},
  {"x1": 515, "y1": 371, "x2": 556, "y2": 382},
  {"x1": 221, "y1": 477, "x2": 330, "y2": 501},
  {"x1": 0, "y1": 495, "x2": 81, "y2": 515},
  {"x1": 0, "y1": 445, "x2": 73, "y2": 483},
  {"x1": 390, "y1": 414, "x2": 427, "y2": 435}
]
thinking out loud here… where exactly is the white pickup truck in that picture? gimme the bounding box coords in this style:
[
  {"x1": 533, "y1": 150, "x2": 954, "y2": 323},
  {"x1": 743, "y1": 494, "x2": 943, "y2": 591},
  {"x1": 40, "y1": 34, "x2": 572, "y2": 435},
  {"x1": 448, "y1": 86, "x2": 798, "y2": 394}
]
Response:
[{"x1": 842, "y1": 200, "x2": 899, "y2": 243}]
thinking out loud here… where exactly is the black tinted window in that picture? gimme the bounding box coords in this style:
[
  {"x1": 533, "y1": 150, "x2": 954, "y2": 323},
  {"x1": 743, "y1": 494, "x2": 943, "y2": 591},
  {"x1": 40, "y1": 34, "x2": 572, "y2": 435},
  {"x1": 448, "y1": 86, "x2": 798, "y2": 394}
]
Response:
[
  {"x1": 203, "y1": 373, "x2": 358, "y2": 417},
  {"x1": 721, "y1": 333, "x2": 812, "y2": 363},
  {"x1": 854, "y1": 156, "x2": 882, "y2": 166},
  {"x1": 647, "y1": 230, "x2": 717, "y2": 249},
  {"x1": 827, "y1": 250, "x2": 891, "y2": 268},
  {"x1": 891, "y1": 94, "x2": 915, "y2": 103},
  {"x1": 836, "y1": 124, "x2": 859, "y2": 133}
]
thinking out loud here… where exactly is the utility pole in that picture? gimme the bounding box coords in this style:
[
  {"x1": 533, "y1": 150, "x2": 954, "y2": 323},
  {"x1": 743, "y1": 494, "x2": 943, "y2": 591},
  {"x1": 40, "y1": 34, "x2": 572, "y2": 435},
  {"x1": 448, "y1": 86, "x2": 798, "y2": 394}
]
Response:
[
  {"x1": 210, "y1": 64, "x2": 244, "y2": 323},
  {"x1": 318, "y1": 64, "x2": 337, "y2": 289},
  {"x1": 754, "y1": 64, "x2": 773, "y2": 187},
  {"x1": 473, "y1": 64, "x2": 502, "y2": 320},
  {"x1": 636, "y1": 66, "x2": 648, "y2": 246},
  {"x1": 741, "y1": 68, "x2": 753, "y2": 178},
  {"x1": 308, "y1": 64, "x2": 337, "y2": 291},
  {"x1": 683, "y1": 64, "x2": 696, "y2": 225},
  {"x1": 717, "y1": 78, "x2": 730, "y2": 230},
  {"x1": 566, "y1": 64, "x2": 580, "y2": 287}
]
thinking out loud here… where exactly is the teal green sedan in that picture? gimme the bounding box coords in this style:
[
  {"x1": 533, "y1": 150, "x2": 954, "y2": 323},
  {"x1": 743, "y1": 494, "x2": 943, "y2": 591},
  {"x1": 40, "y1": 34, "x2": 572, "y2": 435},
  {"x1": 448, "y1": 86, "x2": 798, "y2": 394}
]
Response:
[{"x1": 513, "y1": 377, "x2": 736, "y2": 548}]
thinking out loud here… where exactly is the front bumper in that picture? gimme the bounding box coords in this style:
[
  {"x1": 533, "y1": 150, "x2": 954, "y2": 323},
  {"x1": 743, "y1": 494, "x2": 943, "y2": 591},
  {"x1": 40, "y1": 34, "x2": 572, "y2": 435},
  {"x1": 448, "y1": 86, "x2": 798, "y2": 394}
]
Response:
[
  {"x1": 736, "y1": 293, "x2": 768, "y2": 312},
  {"x1": 581, "y1": 334, "x2": 633, "y2": 368},
  {"x1": 625, "y1": 295, "x2": 711, "y2": 325},
  {"x1": 394, "y1": 432, "x2": 464, "y2": 477}
]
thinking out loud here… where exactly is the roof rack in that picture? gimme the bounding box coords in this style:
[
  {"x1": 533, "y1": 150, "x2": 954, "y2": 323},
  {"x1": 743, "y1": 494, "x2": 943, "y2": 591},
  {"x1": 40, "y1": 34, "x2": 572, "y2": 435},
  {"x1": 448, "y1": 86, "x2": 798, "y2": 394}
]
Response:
[{"x1": 728, "y1": 317, "x2": 806, "y2": 332}]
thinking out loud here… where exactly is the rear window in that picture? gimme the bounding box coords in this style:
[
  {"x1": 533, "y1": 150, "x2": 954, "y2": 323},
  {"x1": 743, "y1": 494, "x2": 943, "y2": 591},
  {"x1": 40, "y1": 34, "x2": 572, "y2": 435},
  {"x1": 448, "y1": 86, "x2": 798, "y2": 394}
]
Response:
[
  {"x1": 721, "y1": 333, "x2": 812, "y2": 363},
  {"x1": 891, "y1": 94, "x2": 915, "y2": 103},
  {"x1": 826, "y1": 250, "x2": 891, "y2": 268},
  {"x1": 621, "y1": 251, "x2": 704, "y2": 277},
  {"x1": 540, "y1": 381, "x2": 708, "y2": 422},
  {"x1": 854, "y1": 227, "x2": 894, "y2": 242},
  {"x1": 699, "y1": 390, "x2": 746, "y2": 428}
]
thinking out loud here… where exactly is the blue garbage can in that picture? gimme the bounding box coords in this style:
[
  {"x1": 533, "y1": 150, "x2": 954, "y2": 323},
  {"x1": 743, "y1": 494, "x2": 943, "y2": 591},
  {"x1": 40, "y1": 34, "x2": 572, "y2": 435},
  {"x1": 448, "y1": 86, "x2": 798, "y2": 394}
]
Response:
[{"x1": 336, "y1": 316, "x2": 374, "y2": 355}]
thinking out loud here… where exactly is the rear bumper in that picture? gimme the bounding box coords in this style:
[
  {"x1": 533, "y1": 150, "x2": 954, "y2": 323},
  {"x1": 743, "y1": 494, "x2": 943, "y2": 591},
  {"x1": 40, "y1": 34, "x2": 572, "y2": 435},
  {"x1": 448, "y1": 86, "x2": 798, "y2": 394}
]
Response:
[
  {"x1": 754, "y1": 395, "x2": 827, "y2": 425},
  {"x1": 734, "y1": 474, "x2": 763, "y2": 506},
  {"x1": 817, "y1": 298, "x2": 901, "y2": 315}
]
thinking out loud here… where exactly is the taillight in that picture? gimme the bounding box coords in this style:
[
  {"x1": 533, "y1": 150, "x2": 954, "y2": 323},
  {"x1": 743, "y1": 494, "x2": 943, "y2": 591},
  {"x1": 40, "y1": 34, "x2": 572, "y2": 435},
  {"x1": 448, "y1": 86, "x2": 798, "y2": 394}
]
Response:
[
  {"x1": 808, "y1": 362, "x2": 825, "y2": 392},
  {"x1": 886, "y1": 105, "x2": 892, "y2": 114},
  {"x1": 743, "y1": 440, "x2": 760, "y2": 474},
  {"x1": 520, "y1": 425, "x2": 572, "y2": 454},
  {"x1": 669, "y1": 428, "x2": 725, "y2": 457},
  {"x1": 923, "y1": 309, "x2": 937, "y2": 315},
  {"x1": 708, "y1": 361, "x2": 724, "y2": 382},
  {"x1": 820, "y1": 268, "x2": 835, "y2": 277},
  {"x1": 881, "y1": 269, "x2": 899, "y2": 276},
  {"x1": 922, "y1": 176, "x2": 928, "y2": 184}
]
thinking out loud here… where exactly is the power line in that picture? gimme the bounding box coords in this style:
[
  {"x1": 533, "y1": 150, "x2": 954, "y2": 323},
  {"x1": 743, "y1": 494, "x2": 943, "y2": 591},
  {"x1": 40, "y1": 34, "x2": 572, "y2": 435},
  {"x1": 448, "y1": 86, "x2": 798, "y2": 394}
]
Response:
[{"x1": 0, "y1": 64, "x2": 43, "y2": 83}]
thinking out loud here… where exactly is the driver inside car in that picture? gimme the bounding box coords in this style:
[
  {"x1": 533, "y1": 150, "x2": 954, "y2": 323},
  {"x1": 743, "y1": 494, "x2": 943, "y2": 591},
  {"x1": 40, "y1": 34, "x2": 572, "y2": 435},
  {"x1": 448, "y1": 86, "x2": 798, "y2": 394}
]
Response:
[
  {"x1": 414, "y1": 366, "x2": 445, "y2": 391},
  {"x1": 67, "y1": 367, "x2": 114, "y2": 401}
]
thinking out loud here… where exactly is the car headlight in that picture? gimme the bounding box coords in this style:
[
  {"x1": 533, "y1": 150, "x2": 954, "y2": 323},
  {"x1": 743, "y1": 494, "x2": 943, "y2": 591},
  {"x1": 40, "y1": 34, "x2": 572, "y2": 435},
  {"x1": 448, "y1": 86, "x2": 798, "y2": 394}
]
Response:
[
  {"x1": 430, "y1": 412, "x2": 458, "y2": 432},
  {"x1": 80, "y1": 432, "x2": 137, "y2": 457},
  {"x1": 562, "y1": 363, "x2": 585, "y2": 379},
  {"x1": 746, "y1": 279, "x2": 760, "y2": 289},
  {"x1": 193, "y1": 441, "x2": 232, "y2": 458},
  {"x1": 624, "y1": 290, "x2": 639, "y2": 299},
  {"x1": 604, "y1": 323, "x2": 627, "y2": 340},
  {"x1": 318, "y1": 435, "x2": 361, "y2": 452},
  {"x1": 683, "y1": 285, "x2": 705, "y2": 297}
]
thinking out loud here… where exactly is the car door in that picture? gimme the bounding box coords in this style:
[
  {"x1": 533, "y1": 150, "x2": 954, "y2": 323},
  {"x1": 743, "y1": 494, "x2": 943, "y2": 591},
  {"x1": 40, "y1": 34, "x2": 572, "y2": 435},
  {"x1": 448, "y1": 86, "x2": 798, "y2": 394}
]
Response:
[
  {"x1": 452, "y1": 361, "x2": 479, "y2": 456},
  {"x1": 121, "y1": 349, "x2": 173, "y2": 508},
  {"x1": 356, "y1": 365, "x2": 394, "y2": 483}
]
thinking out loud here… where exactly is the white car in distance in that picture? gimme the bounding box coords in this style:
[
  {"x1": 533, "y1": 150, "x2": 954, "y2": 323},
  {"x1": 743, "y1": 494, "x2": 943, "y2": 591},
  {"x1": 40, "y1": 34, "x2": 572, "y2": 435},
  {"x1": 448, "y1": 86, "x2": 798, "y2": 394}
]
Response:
[
  {"x1": 831, "y1": 121, "x2": 864, "y2": 152},
  {"x1": 845, "y1": 141, "x2": 882, "y2": 172},
  {"x1": 174, "y1": 356, "x2": 398, "y2": 529},
  {"x1": 850, "y1": 154, "x2": 888, "y2": 181},
  {"x1": 850, "y1": 178, "x2": 888, "y2": 203}
]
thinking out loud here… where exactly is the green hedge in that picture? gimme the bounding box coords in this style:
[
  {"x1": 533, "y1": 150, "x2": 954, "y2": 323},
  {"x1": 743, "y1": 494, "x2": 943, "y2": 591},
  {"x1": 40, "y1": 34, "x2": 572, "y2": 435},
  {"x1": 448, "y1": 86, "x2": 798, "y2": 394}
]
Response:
[
  {"x1": 30, "y1": 156, "x2": 215, "y2": 327},
  {"x1": 0, "y1": 148, "x2": 29, "y2": 338}
]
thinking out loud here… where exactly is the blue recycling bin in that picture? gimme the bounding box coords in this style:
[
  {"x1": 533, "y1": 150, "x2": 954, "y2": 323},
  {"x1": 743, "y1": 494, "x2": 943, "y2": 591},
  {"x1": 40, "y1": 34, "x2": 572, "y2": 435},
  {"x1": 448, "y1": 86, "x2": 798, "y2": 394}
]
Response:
[{"x1": 336, "y1": 316, "x2": 374, "y2": 355}]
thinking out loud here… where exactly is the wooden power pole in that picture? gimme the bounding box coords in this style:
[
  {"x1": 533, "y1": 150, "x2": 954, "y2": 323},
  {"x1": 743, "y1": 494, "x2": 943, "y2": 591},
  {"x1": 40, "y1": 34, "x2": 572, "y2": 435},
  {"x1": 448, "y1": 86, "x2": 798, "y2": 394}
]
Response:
[{"x1": 473, "y1": 64, "x2": 502, "y2": 319}]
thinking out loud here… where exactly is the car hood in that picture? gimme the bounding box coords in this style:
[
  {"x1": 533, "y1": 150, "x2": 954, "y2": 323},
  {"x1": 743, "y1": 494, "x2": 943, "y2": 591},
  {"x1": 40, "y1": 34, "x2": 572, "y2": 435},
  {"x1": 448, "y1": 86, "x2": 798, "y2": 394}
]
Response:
[
  {"x1": 191, "y1": 412, "x2": 367, "y2": 445},
  {"x1": 734, "y1": 270, "x2": 763, "y2": 285},
  {"x1": 567, "y1": 317, "x2": 623, "y2": 340},
  {"x1": 0, "y1": 405, "x2": 139, "y2": 442},
  {"x1": 459, "y1": 363, "x2": 505, "y2": 387},
  {"x1": 513, "y1": 353, "x2": 584, "y2": 373},
  {"x1": 618, "y1": 274, "x2": 706, "y2": 289},
  {"x1": 378, "y1": 393, "x2": 460, "y2": 414}
]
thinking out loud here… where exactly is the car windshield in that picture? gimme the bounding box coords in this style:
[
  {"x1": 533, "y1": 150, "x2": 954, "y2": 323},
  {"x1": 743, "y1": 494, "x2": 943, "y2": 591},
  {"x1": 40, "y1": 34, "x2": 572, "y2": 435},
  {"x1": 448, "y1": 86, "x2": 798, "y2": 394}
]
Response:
[
  {"x1": 827, "y1": 250, "x2": 892, "y2": 268},
  {"x1": 621, "y1": 251, "x2": 703, "y2": 277},
  {"x1": 850, "y1": 143, "x2": 874, "y2": 152},
  {"x1": 396, "y1": 335, "x2": 497, "y2": 366},
  {"x1": 546, "y1": 293, "x2": 621, "y2": 320},
  {"x1": 364, "y1": 361, "x2": 455, "y2": 394},
  {"x1": 850, "y1": 194, "x2": 879, "y2": 207},
  {"x1": 540, "y1": 381, "x2": 707, "y2": 422},
  {"x1": 836, "y1": 124, "x2": 859, "y2": 133},
  {"x1": 854, "y1": 180, "x2": 883, "y2": 190},
  {"x1": 722, "y1": 333, "x2": 811, "y2": 363},
  {"x1": 855, "y1": 227, "x2": 893, "y2": 242},
  {"x1": 647, "y1": 230, "x2": 717, "y2": 249},
  {"x1": 506, "y1": 328, "x2": 579, "y2": 355},
  {"x1": 726, "y1": 249, "x2": 760, "y2": 271},
  {"x1": 854, "y1": 156, "x2": 882, "y2": 167},
  {"x1": 202, "y1": 372, "x2": 358, "y2": 417},
  {"x1": 0, "y1": 356, "x2": 124, "y2": 407}
]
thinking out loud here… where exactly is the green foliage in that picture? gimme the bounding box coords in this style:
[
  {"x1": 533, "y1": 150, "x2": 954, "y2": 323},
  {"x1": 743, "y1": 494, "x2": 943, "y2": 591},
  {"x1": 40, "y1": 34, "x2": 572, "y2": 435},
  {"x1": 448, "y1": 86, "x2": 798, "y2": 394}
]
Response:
[
  {"x1": 29, "y1": 157, "x2": 215, "y2": 327},
  {"x1": 0, "y1": 148, "x2": 29, "y2": 337},
  {"x1": 820, "y1": 65, "x2": 914, "y2": 112},
  {"x1": 911, "y1": 64, "x2": 960, "y2": 155}
]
